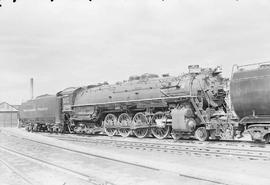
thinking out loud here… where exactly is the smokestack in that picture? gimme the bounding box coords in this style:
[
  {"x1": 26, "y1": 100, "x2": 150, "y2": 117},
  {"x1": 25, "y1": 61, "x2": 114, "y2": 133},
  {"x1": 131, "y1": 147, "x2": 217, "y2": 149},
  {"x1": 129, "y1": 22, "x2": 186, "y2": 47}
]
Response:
[{"x1": 30, "y1": 78, "x2": 34, "y2": 99}]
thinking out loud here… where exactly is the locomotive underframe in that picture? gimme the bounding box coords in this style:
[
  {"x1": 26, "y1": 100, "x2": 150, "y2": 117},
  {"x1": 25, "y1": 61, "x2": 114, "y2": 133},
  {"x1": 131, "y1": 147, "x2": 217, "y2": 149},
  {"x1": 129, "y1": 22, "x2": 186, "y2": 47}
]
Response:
[
  {"x1": 240, "y1": 116, "x2": 270, "y2": 142},
  {"x1": 20, "y1": 118, "x2": 63, "y2": 133}
]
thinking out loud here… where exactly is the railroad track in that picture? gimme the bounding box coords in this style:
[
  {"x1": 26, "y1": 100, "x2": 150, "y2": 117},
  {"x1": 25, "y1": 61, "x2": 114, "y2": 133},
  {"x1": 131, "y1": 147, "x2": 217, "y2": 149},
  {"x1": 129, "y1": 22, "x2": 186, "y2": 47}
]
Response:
[
  {"x1": 0, "y1": 157, "x2": 37, "y2": 185},
  {"x1": 45, "y1": 134, "x2": 270, "y2": 161},
  {"x1": 1, "y1": 131, "x2": 228, "y2": 185},
  {"x1": 49, "y1": 133, "x2": 269, "y2": 149},
  {"x1": 0, "y1": 145, "x2": 114, "y2": 185},
  {"x1": 42, "y1": 132, "x2": 268, "y2": 149}
]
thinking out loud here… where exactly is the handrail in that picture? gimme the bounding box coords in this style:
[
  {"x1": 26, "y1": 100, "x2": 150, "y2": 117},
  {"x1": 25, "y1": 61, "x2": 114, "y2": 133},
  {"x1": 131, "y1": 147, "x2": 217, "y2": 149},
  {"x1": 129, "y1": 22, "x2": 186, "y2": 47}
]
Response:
[
  {"x1": 236, "y1": 61, "x2": 270, "y2": 68},
  {"x1": 231, "y1": 61, "x2": 270, "y2": 76},
  {"x1": 72, "y1": 95, "x2": 196, "y2": 107}
]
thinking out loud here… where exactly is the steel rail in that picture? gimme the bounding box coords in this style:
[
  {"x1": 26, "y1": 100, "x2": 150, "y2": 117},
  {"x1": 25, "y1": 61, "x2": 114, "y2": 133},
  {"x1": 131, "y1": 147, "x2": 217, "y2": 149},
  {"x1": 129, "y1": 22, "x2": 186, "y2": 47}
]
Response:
[
  {"x1": 0, "y1": 158, "x2": 37, "y2": 185},
  {"x1": 47, "y1": 134, "x2": 270, "y2": 153},
  {"x1": 0, "y1": 145, "x2": 114, "y2": 185}
]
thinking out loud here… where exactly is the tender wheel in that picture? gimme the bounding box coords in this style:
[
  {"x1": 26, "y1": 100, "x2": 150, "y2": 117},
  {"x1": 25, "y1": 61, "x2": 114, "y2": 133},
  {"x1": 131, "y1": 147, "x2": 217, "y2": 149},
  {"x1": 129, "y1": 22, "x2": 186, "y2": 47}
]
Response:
[
  {"x1": 195, "y1": 127, "x2": 209, "y2": 141},
  {"x1": 264, "y1": 134, "x2": 270, "y2": 144},
  {"x1": 118, "y1": 113, "x2": 132, "y2": 137},
  {"x1": 132, "y1": 112, "x2": 149, "y2": 138},
  {"x1": 151, "y1": 112, "x2": 171, "y2": 139},
  {"x1": 26, "y1": 125, "x2": 31, "y2": 132},
  {"x1": 103, "y1": 114, "x2": 117, "y2": 136}
]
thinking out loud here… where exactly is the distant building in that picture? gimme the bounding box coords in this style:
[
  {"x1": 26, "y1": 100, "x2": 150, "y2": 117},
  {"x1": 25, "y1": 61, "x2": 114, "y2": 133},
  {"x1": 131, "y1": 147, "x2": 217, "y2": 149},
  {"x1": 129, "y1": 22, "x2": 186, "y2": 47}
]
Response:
[
  {"x1": 12, "y1": 105, "x2": 20, "y2": 110},
  {"x1": 0, "y1": 102, "x2": 18, "y2": 127}
]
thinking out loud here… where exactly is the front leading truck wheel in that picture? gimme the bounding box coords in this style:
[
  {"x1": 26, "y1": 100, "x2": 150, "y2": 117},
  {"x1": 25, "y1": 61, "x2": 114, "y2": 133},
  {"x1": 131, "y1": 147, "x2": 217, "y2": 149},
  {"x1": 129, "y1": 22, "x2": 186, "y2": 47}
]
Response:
[
  {"x1": 195, "y1": 127, "x2": 209, "y2": 141},
  {"x1": 171, "y1": 132, "x2": 181, "y2": 140}
]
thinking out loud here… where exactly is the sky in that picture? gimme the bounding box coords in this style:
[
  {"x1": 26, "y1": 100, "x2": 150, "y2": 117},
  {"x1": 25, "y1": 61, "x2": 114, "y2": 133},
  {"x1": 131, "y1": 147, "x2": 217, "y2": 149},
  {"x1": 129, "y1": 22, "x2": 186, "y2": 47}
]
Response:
[{"x1": 0, "y1": 0, "x2": 270, "y2": 104}]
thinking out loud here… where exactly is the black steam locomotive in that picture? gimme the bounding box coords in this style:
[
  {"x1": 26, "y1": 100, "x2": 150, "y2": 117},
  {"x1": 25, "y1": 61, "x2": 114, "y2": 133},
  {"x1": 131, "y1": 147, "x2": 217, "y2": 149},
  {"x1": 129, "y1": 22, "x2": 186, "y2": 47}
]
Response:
[{"x1": 19, "y1": 63, "x2": 270, "y2": 142}]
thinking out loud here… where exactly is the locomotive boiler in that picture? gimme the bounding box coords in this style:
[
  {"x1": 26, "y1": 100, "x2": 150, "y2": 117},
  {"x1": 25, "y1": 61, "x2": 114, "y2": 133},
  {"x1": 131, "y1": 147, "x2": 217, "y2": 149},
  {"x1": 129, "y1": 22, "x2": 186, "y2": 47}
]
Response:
[
  {"x1": 70, "y1": 65, "x2": 228, "y2": 141},
  {"x1": 230, "y1": 62, "x2": 270, "y2": 142}
]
